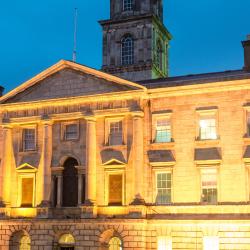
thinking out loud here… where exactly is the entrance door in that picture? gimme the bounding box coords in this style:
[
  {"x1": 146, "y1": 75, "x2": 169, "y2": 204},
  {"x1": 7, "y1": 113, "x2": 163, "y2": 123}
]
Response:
[
  {"x1": 21, "y1": 178, "x2": 33, "y2": 207},
  {"x1": 109, "y1": 174, "x2": 123, "y2": 205},
  {"x1": 62, "y1": 158, "x2": 78, "y2": 207}
]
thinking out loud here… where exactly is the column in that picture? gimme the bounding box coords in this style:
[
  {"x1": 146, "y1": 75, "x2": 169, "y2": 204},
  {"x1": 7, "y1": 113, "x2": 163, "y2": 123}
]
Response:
[
  {"x1": 1, "y1": 125, "x2": 14, "y2": 206},
  {"x1": 132, "y1": 112, "x2": 145, "y2": 204},
  {"x1": 57, "y1": 174, "x2": 63, "y2": 207},
  {"x1": 78, "y1": 173, "x2": 83, "y2": 206},
  {"x1": 85, "y1": 116, "x2": 97, "y2": 205},
  {"x1": 39, "y1": 120, "x2": 53, "y2": 207}
]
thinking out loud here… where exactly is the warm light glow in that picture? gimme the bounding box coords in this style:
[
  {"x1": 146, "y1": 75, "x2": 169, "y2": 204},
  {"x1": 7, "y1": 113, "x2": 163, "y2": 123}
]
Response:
[
  {"x1": 59, "y1": 234, "x2": 75, "y2": 244},
  {"x1": 203, "y1": 236, "x2": 219, "y2": 250},
  {"x1": 157, "y1": 236, "x2": 172, "y2": 250}
]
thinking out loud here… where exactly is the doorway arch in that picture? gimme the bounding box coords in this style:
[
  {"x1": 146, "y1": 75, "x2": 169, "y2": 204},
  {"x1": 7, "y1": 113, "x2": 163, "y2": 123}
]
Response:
[{"x1": 62, "y1": 157, "x2": 78, "y2": 207}]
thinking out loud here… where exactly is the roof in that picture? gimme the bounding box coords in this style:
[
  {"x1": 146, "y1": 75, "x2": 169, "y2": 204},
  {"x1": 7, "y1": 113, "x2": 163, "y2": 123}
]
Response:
[
  {"x1": 139, "y1": 70, "x2": 250, "y2": 89},
  {"x1": 0, "y1": 60, "x2": 146, "y2": 104}
]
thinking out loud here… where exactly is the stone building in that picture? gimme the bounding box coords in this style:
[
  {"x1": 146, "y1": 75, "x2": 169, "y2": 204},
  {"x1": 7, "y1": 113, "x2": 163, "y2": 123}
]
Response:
[{"x1": 0, "y1": 0, "x2": 250, "y2": 249}]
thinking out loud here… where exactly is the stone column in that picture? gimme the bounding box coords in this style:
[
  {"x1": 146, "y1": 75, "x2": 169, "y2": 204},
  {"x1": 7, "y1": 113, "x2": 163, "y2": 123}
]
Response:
[
  {"x1": 39, "y1": 120, "x2": 53, "y2": 207},
  {"x1": 131, "y1": 112, "x2": 145, "y2": 204},
  {"x1": 1, "y1": 124, "x2": 14, "y2": 207},
  {"x1": 85, "y1": 116, "x2": 97, "y2": 205},
  {"x1": 57, "y1": 174, "x2": 63, "y2": 207},
  {"x1": 75, "y1": 166, "x2": 85, "y2": 206}
]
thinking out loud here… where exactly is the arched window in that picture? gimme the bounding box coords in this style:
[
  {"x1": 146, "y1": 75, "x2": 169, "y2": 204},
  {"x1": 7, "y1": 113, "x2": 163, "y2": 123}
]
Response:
[
  {"x1": 123, "y1": 0, "x2": 133, "y2": 11},
  {"x1": 59, "y1": 234, "x2": 75, "y2": 250},
  {"x1": 20, "y1": 236, "x2": 31, "y2": 250},
  {"x1": 121, "y1": 35, "x2": 134, "y2": 65},
  {"x1": 10, "y1": 231, "x2": 31, "y2": 250},
  {"x1": 109, "y1": 237, "x2": 122, "y2": 250},
  {"x1": 156, "y1": 40, "x2": 163, "y2": 71}
]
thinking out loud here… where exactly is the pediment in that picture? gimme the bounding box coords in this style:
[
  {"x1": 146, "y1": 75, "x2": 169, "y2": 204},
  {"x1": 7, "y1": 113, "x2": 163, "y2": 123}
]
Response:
[
  {"x1": 1, "y1": 60, "x2": 145, "y2": 104},
  {"x1": 16, "y1": 163, "x2": 38, "y2": 172},
  {"x1": 103, "y1": 159, "x2": 126, "y2": 166}
]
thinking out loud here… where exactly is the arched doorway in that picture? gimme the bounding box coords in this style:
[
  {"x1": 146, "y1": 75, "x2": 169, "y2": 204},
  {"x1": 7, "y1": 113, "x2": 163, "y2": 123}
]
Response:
[
  {"x1": 9, "y1": 231, "x2": 31, "y2": 250},
  {"x1": 62, "y1": 157, "x2": 78, "y2": 207}
]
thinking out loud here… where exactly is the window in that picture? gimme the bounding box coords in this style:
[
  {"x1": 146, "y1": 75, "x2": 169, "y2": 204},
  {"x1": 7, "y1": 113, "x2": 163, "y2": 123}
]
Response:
[
  {"x1": 121, "y1": 35, "x2": 134, "y2": 65},
  {"x1": 201, "y1": 169, "x2": 217, "y2": 204},
  {"x1": 199, "y1": 118, "x2": 217, "y2": 140},
  {"x1": 109, "y1": 174, "x2": 123, "y2": 205},
  {"x1": 203, "y1": 236, "x2": 219, "y2": 250},
  {"x1": 123, "y1": 0, "x2": 133, "y2": 11},
  {"x1": 109, "y1": 237, "x2": 122, "y2": 250},
  {"x1": 247, "y1": 112, "x2": 250, "y2": 136},
  {"x1": 156, "y1": 41, "x2": 163, "y2": 70},
  {"x1": 23, "y1": 128, "x2": 36, "y2": 151},
  {"x1": 156, "y1": 173, "x2": 171, "y2": 204},
  {"x1": 109, "y1": 121, "x2": 123, "y2": 146},
  {"x1": 157, "y1": 236, "x2": 172, "y2": 250},
  {"x1": 65, "y1": 124, "x2": 78, "y2": 140},
  {"x1": 155, "y1": 118, "x2": 171, "y2": 143},
  {"x1": 20, "y1": 235, "x2": 31, "y2": 250},
  {"x1": 59, "y1": 234, "x2": 75, "y2": 250}
]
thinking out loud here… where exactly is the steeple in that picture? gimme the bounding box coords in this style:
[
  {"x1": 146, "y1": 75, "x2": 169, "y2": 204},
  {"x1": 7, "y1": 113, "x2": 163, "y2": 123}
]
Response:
[{"x1": 99, "y1": 0, "x2": 171, "y2": 82}]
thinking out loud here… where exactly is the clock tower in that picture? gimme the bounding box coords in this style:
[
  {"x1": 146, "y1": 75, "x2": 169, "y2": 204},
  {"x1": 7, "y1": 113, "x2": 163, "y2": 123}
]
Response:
[{"x1": 99, "y1": 0, "x2": 172, "y2": 82}]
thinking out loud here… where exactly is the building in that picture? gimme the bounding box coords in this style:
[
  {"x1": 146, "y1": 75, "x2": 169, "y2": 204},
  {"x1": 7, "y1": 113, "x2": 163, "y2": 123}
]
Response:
[{"x1": 0, "y1": 0, "x2": 250, "y2": 249}]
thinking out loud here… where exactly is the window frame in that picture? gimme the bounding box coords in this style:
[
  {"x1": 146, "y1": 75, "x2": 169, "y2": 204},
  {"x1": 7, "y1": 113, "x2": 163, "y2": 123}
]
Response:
[
  {"x1": 21, "y1": 126, "x2": 37, "y2": 152},
  {"x1": 121, "y1": 35, "x2": 134, "y2": 66},
  {"x1": 152, "y1": 112, "x2": 173, "y2": 144},
  {"x1": 199, "y1": 168, "x2": 218, "y2": 204},
  {"x1": 105, "y1": 117, "x2": 125, "y2": 146},
  {"x1": 61, "y1": 121, "x2": 79, "y2": 141},
  {"x1": 123, "y1": 0, "x2": 133, "y2": 11},
  {"x1": 196, "y1": 108, "x2": 218, "y2": 141}
]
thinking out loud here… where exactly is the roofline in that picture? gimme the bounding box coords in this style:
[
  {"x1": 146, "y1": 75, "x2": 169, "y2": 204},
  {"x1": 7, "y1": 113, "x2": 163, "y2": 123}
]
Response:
[{"x1": 0, "y1": 60, "x2": 146, "y2": 103}]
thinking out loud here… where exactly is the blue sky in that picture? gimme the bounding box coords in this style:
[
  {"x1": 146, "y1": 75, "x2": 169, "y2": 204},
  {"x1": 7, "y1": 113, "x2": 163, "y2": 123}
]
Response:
[{"x1": 0, "y1": 0, "x2": 250, "y2": 93}]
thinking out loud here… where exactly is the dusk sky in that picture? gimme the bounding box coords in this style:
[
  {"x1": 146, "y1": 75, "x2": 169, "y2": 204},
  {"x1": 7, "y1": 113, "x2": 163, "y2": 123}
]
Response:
[{"x1": 0, "y1": 0, "x2": 250, "y2": 93}]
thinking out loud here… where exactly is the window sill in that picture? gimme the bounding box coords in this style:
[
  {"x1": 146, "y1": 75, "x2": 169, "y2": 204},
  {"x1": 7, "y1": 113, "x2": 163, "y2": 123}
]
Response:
[
  {"x1": 19, "y1": 149, "x2": 37, "y2": 154},
  {"x1": 102, "y1": 144, "x2": 127, "y2": 150},
  {"x1": 195, "y1": 139, "x2": 220, "y2": 146},
  {"x1": 150, "y1": 141, "x2": 175, "y2": 148}
]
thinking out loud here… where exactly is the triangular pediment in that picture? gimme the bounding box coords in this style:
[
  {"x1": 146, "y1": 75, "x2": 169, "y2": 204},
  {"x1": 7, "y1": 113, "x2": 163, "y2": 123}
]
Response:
[
  {"x1": 103, "y1": 158, "x2": 126, "y2": 166},
  {"x1": 16, "y1": 163, "x2": 38, "y2": 172},
  {"x1": 1, "y1": 60, "x2": 146, "y2": 104}
]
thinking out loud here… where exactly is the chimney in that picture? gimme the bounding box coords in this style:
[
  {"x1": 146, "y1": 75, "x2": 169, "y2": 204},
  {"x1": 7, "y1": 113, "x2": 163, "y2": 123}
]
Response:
[
  {"x1": 0, "y1": 86, "x2": 4, "y2": 97},
  {"x1": 242, "y1": 35, "x2": 250, "y2": 71}
]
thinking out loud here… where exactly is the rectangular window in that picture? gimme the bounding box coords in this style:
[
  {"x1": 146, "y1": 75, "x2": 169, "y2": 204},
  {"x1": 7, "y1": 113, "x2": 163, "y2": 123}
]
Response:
[
  {"x1": 109, "y1": 174, "x2": 123, "y2": 206},
  {"x1": 199, "y1": 118, "x2": 217, "y2": 140},
  {"x1": 157, "y1": 236, "x2": 172, "y2": 250},
  {"x1": 23, "y1": 128, "x2": 36, "y2": 151},
  {"x1": 21, "y1": 178, "x2": 34, "y2": 207},
  {"x1": 203, "y1": 236, "x2": 219, "y2": 250},
  {"x1": 247, "y1": 113, "x2": 250, "y2": 137},
  {"x1": 123, "y1": 0, "x2": 133, "y2": 11},
  {"x1": 156, "y1": 173, "x2": 171, "y2": 204},
  {"x1": 65, "y1": 124, "x2": 78, "y2": 140},
  {"x1": 155, "y1": 119, "x2": 171, "y2": 143},
  {"x1": 201, "y1": 169, "x2": 217, "y2": 204},
  {"x1": 109, "y1": 121, "x2": 123, "y2": 146}
]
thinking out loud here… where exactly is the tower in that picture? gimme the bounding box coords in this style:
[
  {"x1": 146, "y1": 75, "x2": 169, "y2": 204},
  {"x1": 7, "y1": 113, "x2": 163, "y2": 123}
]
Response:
[{"x1": 99, "y1": 0, "x2": 172, "y2": 82}]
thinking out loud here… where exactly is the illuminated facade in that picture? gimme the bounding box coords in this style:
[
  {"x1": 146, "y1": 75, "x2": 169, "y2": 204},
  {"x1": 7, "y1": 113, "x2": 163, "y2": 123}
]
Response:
[{"x1": 0, "y1": 1, "x2": 250, "y2": 250}]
